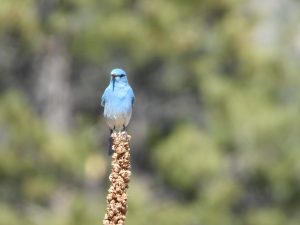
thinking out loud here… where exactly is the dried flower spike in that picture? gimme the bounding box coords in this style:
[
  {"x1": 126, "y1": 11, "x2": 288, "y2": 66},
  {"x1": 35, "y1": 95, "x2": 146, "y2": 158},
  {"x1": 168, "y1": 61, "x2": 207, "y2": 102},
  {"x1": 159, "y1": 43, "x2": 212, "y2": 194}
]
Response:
[{"x1": 103, "y1": 131, "x2": 131, "y2": 225}]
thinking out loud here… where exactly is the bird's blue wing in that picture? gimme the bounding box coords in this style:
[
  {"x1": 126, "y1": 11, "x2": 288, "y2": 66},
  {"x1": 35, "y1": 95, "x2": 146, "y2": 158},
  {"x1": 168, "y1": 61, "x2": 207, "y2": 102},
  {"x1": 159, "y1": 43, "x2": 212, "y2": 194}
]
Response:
[
  {"x1": 129, "y1": 87, "x2": 135, "y2": 106},
  {"x1": 101, "y1": 87, "x2": 109, "y2": 107}
]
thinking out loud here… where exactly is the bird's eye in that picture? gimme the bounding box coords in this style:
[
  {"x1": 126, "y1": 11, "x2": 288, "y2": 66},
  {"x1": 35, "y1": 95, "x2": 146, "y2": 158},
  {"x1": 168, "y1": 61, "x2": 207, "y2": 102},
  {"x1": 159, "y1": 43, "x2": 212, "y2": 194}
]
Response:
[{"x1": 119, "y1": 74, "x2": 125, "y2": 78}]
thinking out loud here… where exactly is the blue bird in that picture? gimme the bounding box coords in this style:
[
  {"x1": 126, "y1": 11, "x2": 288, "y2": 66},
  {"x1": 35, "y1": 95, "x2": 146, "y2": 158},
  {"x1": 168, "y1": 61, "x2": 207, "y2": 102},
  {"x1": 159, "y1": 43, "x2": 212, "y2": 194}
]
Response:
[{"x1": 101, "y1": 68, "x2": 135, "y2": 155}]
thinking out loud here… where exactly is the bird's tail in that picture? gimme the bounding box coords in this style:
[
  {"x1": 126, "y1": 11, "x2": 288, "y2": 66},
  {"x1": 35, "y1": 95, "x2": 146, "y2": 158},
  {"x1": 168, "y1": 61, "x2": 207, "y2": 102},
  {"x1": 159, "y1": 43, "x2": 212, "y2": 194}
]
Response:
[{"x1": 108, "y1": 136, "x2": 113, "y2": 155}]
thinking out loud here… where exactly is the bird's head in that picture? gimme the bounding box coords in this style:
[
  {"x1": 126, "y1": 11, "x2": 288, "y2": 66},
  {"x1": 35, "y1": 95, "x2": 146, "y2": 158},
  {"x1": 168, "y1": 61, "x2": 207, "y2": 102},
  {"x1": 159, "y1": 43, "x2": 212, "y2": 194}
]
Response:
[{"x1": 110, "y1": 68, "x2": 128, "y2": 90}]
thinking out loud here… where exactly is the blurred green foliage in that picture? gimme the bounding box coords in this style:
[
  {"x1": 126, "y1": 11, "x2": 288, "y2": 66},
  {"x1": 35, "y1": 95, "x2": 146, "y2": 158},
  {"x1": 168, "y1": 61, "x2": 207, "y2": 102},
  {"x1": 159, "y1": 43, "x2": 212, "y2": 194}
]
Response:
[
  {"x1": 1, "y1": 0, "x2": 300, "y2": 225},
  {"x1": 153, "y1": 124, "x2": 222, "y2": 194}
]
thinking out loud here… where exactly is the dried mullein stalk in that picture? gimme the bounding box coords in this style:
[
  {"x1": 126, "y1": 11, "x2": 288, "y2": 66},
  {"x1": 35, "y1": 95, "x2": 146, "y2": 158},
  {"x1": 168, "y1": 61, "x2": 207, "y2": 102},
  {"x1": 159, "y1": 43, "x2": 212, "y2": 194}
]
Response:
[{"x1": 103, "y1": 131, "x2": 131, "y2": 225}]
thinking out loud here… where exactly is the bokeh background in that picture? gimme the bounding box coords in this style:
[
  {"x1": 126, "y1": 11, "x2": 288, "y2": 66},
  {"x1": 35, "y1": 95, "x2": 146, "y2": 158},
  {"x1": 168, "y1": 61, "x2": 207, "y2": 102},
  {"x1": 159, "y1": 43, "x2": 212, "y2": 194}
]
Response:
[{"x1": 1, "y1": 0, "x2": 300, "y2": 225}]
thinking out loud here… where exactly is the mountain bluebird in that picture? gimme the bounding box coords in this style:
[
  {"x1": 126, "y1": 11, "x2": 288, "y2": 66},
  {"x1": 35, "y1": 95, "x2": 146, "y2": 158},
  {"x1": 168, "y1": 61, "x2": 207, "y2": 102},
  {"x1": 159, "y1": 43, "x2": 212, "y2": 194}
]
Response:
[{"x1": 101, "y1": 68, "x2": 135, "y2": 155}]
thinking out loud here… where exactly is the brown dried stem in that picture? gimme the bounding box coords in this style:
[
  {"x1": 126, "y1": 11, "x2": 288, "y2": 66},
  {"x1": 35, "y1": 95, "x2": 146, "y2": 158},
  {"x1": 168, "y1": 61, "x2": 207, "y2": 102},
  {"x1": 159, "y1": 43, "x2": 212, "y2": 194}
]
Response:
[{"x1": 103, "y1": 131, "x2": 131, "y2": 225}]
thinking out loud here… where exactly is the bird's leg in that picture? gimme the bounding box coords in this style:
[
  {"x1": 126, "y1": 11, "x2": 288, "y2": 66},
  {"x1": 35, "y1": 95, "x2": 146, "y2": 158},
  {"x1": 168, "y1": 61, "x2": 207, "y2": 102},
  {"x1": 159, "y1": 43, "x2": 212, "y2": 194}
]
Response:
[
  {"x1": 122, "y1": 125, "x2": 126, "y2": 132},
  {"x1": 108, "y1": 129, "x2": 113, "y2": 155}
]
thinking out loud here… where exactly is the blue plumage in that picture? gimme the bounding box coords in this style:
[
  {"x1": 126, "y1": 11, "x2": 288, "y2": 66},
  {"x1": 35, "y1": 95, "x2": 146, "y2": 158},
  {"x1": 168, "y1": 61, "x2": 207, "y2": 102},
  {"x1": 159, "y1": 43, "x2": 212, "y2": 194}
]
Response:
[{"x1": 101, "y1": 68, "x2": 135, "y2": 154}]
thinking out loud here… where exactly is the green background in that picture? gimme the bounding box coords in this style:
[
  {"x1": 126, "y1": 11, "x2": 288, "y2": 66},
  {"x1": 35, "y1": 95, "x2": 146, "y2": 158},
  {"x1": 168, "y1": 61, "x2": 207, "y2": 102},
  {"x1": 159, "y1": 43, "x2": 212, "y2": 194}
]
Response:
[{"x1": 0, "y1": 0, "x2": 300, "y2": 224}]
